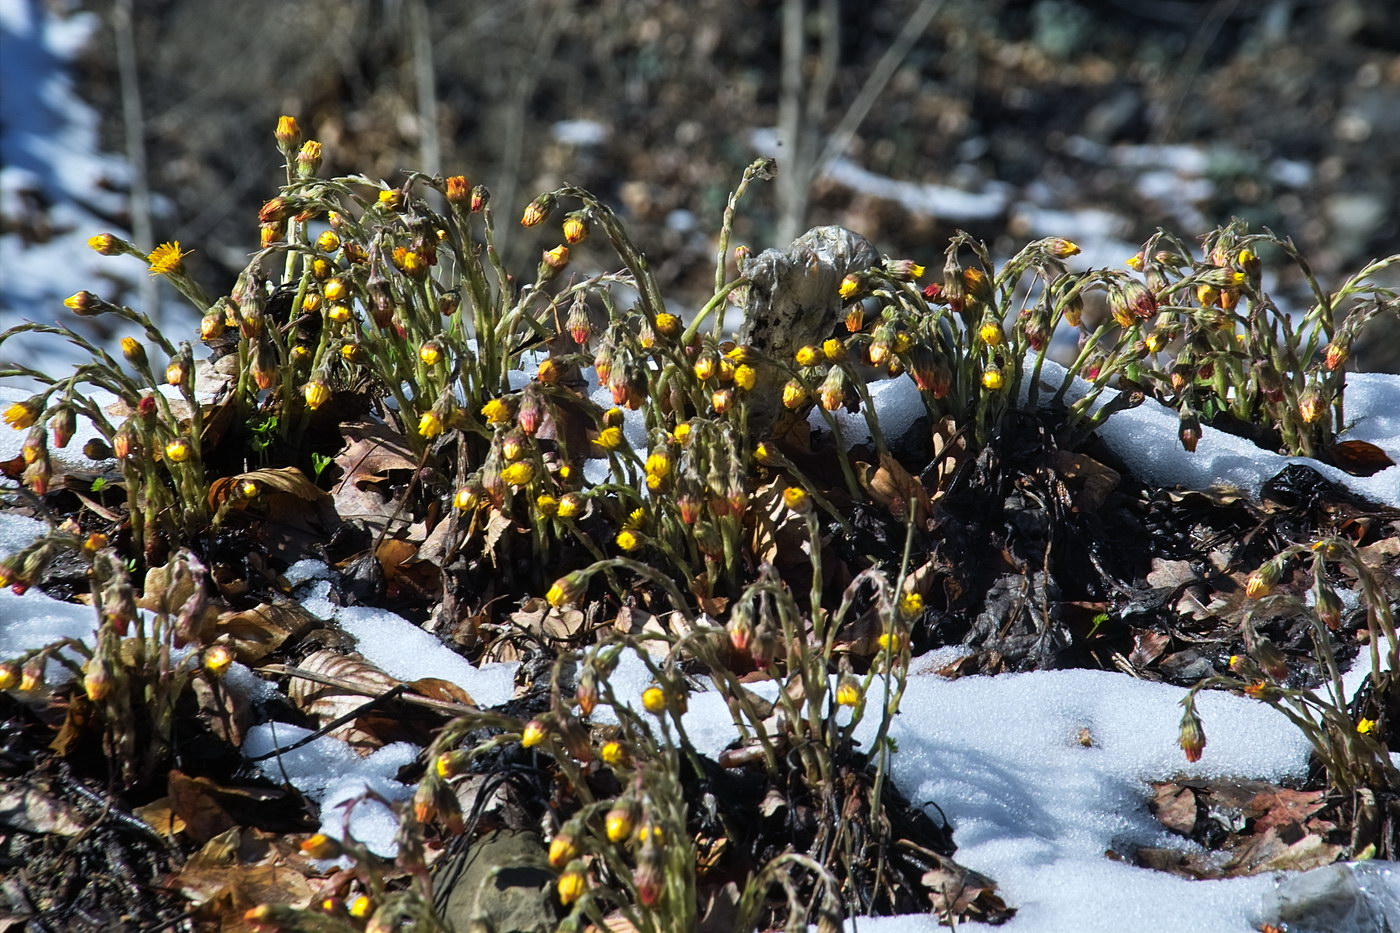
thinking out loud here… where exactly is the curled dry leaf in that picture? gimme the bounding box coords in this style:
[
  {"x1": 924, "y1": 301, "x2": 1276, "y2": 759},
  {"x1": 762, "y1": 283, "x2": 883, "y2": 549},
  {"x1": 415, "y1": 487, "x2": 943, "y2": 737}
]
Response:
[
  {"x1": 208, "y1": 466, "x2": 325, "y2": 512},
  {"x1": 289, "y1": 648, "x2": 402, "y2": 753},
  {"x1": 216, "y1": 601, "x2": 321, "y2": 664}
]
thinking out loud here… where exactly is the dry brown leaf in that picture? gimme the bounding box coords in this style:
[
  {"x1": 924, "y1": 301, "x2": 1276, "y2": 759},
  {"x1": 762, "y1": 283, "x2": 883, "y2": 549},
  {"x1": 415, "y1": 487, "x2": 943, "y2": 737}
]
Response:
[
  {"x1": 1048, "y1": 450, "x2": 1120, "y2": 512},
  {"x1": 748, "y1": 478, "x2": 813, "y2": 576},
  {"x1": 174, "y1": 827, "x2": 317, "y2": 933},
  {"x1": 1327, "y1": 439, "x2": 1396, "y2": 477},
  {"x1": 217, "y1": 601, "x2": 321, "y2": 664},
  {"x1": 861, "y1": 453, "x2": 932, "y2": 520},
  {"x1": 289, "y1": 649, "x2": 401, "y2": 753},
  {"x1": 333, "y1": 421, "x2": 419, "y2": 485},
  {"x1": 920, "y1": 853, "x2": 1015, "y2": 924},
  {"x1": 407, "y1": 677, "x2": 477, "y2": 708},
  {"x1": 209, "y1": 466, "x2": 326, "y2": 512},
  {"x1": 0, "y1": 780, "x2": 85, "y2": 836},
  {"x1": 134, "y1": 796, "x2": 188, "y2": 837},
  {"x1": 929, "y1": 416, "x2": 970, "y2": 496}
]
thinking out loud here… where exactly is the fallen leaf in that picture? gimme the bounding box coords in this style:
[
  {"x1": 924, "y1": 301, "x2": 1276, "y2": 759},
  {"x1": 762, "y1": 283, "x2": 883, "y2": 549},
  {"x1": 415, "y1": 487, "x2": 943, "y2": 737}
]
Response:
[
  {"x1": 1326, "y1": 439, "x2": 1395, "y2": 477},
  {"x1": 0, "y1": 780, "x2": 85, "y2": 836},
  {"x1": 1048, "y1": 450, "x2": 1120, "y2": 512},
  {"x1": 216, "y1": 601, "x2": 321, "y2": 663},
  {"x1": 289, "y1": 649, "x2": 401, "y2": 753}
]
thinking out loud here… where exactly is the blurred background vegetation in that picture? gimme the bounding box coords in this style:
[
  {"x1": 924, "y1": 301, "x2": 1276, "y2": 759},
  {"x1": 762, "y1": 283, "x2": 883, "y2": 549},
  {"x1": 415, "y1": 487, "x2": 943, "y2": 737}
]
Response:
[{"x1": 13, "y1": 0, "x2": 1400, "y2": 367}]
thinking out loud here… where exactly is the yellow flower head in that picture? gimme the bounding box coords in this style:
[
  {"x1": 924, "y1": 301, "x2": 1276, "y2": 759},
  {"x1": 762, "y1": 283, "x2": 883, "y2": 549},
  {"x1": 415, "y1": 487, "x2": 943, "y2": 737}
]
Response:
[
  {"x1": 835, "y1": 678, "x2": 861, "y2": 707},
  {"x1": 418, "y1": 411, "x2": 443, "y2": 438},
  {"x1": 600, "y1": 740, "x2": 626, "y2": 766},
  {"x1": 203, "y1": 644, "x2": 235, "y2": 676},
  {"x1": 481, "y1": 397, "x2": 513, "y2": 425},
  {"x1": 839, "y1": 274, "x2": 862, "y2": 299},
  {"x1": 898, "y1": 591, "x2": 924, "y2": 618},
  {"x1": 4, "y1": 400, "x2": 40, "y2": 430},
  {"x1": 671, "y1": 422, "x2": 692, "y2": 444},
  {"x1": 453, "y1": 486, "x2": 479, "y2": 511},
  {"x1": 147, "y1": 241, "x2": 188, "y2": 277},
  {"x1": 316, "y1": 230, "x2": 341, "y2": 252},
  {"x1": 562, "y1": 215, "x2": 588, "y2": 244},
  {"x1": 733, "y1": 364, "x2": 756, "y2": 391},
  {"x1": 782, "y1": 486, "x2": 811, "y2": 514},
  {"x1": 645, "y1": 451, "x2": 672, "y2": 479},
  {"x1": 164, "y1": 438, "x2": 192, "y2": 463},
  {"x1": 521, "y1": 719, "x2": 548, "y2": 747},
  {"x1": 304, "y1": 379, "x2": 330, "y2": 410},
  {"x1": 548, "y1": 834, "x2": 579, "y2": 868},
  {"x1": 978, "y1": 322, "x2": 1004, "y2": 346},
  {"x1": 794, "y1": 345, "x2": 821, "y2": 367},
  {"x1": 981, "y1": 366, "x2": 1005, "y2": 391},
  {"x1": 782, "y1": 381, "x2": 807, "y2": 410},
  {"x1": 1357, "y1": 718, "x2": 1377, "y2": 735},
  {"x1": 501, "y1": 461, "x2": 535, "y2": 486},
  {"x1": 616, "y1": 529, "x2": 641, "y2": 551},
  {"x1": 605, "y1": 807, "x2": 634, "y2": 843},
  {"x1": 557, "y1": 493, "x2": 584, "y2": 519},
  {"x1": 536, "y1": 494, "x2": 559, "y2": 517},
  {"x1": 641, "y1": 685, "x2": 667, "y2": 714},
  {"x1": 596, "y1": 426, "x2": 625, "y2": 451},
  {"x1": 556, "y1": 871, "x2": 586, "y2": 906}
]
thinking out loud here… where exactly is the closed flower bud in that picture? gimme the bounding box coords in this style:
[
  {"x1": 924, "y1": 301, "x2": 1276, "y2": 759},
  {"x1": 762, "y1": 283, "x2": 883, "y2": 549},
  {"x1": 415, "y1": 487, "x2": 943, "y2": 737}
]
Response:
[
  {"x1": 604, "y1": 805, "x2": 634, "y2": 843},
  {"x1": 304, "y1": 378, "x2": 330, "y2": 411},
  {"x1": 710, "y1": 387, "x2": 734, "y2": 414},
  {"x1": 557, "y1": 493, "x2": 584, "y2": 519},
  {"x1": 453, "y1": 486, "x2": 480, "y2": 511},
  {"x1": 883, "y1": 259, "x2": 925, "y2": 281},
  {"x1": 120, "y1": 337, "x2": 148, "y2": 369},
  {"x1": 296, "y1": 139, "x2": 322, "y2": 176},
  {"x1": 419, "y1": 341, "x2": 442, "y2": 366},
  {"x1": 978, "y1": 321, "x2": 1004, "y2": 346},
  {"x1": 835, "y1": 676, "x2": 861, "y2": 707},
  {"x1": 542, "y1": 244, "x2": 569, "y2": 270},
  {"x1": 1324, "y1": 342, "x2": 1348, "y2": 371},
  {"x1": 1177, "y1": 708, "x2": 1206, "y2": 763},
  {"x1": 1045, "y1": 237, "x2": 1080, "y2": 258},
  {"x1": 548, "y1": 834, "x2": 578, "y2": 868},
  {"x1": 1298, "y1": 387, "x2": 1323, "y2": 424},
  {"x1": 782, "y1": 380, "x2": 807, "y2": 410},
  {"x1": 1178, "y1": 412, "x2": 1201, "y2": 453},
  {"x1": 49, "y1": 409, "x2": 75, "y2": 449},
  {"x1": 521, "y1": 194, "x2": 556, "y2": 227},
  {"x1": 521, "y1": 719, "x2": 548, "y2": 747},
  {"x1": 1245, "y1": 559, "x2": 1282, "y2": 598},
  {"x1": 562, "y1": 214, "x2": 588, "y2": 244},
  {"x1": 839, "y1": 274, "x2": 863, "y2": 299},
  {"x1": 981, "y1": 365, "x2": 1005, "y2": 391},
  {"x1": 556, "y1": 870, "x2": 586, "y2": 906},
  {"x1": 274, "y1": 114, "x2": 301, "y2": 151},
  {"x1": 377, "y1": 188, "x2": 404, "y2": 211},
  {"x1": 83, "y1": 660, "x2": 112, "y2": 701}
]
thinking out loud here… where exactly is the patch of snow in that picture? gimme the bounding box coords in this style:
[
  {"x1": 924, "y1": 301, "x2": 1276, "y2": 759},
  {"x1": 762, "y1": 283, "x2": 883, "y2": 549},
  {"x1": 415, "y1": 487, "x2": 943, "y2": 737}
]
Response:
[
  {"x1": 750, "y1": 128, "x2": 1013, "y2": 222},
  {"x1": 552, "y1": 120, "x2": 609, "y2": 147},
  {"x1": 243, "y1": 723, "x2": 417, "y2": 857}
]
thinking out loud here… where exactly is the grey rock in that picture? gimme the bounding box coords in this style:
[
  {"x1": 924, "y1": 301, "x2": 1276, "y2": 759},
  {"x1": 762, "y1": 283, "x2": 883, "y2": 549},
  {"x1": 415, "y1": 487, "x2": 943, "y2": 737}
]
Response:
[{"x1": 438, "y1": 829, "x2": 557, "y2": 933}]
